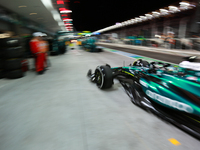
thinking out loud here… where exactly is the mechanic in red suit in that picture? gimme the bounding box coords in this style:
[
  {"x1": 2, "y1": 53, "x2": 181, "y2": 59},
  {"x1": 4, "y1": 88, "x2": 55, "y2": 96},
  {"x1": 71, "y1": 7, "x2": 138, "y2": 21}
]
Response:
[
  {"x1": 40, "y1": 33, "x2": 49, "y2": 69},
  {"x1": 30, "y1": 32, "x2": 45, "y2": 75}
]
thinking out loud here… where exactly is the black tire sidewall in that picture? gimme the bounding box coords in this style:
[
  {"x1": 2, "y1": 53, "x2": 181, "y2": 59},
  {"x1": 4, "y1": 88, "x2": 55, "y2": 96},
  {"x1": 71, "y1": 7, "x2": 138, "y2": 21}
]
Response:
[
  {"x1": 6, "y1": 69, "x2": 24, "y2": 79},
  {"x1": 4, "y1": 58, "x2": 22, "y2": 70},
  {"x1": 3, "y1": 46, "x2": 23, "y2": 59},
  {"x1": 0, "y1": 38, "x2": 22, "y2": 47},
  {"x1": 95, "y1": 66, "x2": 113, "y2": 89}
]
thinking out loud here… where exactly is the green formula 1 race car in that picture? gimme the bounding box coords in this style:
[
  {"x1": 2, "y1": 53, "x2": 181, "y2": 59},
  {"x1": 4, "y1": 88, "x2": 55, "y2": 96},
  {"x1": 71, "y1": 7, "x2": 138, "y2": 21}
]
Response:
[{"x1": 87, "y1": 58, "x2": 200, "y2": 139}]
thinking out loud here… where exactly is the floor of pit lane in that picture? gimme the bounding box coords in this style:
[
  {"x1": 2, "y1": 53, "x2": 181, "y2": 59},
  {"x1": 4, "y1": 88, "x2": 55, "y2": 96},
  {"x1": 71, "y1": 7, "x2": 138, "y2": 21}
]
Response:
[{"x1": 0, "y1": 45, "x2": 199, "y2": 150}]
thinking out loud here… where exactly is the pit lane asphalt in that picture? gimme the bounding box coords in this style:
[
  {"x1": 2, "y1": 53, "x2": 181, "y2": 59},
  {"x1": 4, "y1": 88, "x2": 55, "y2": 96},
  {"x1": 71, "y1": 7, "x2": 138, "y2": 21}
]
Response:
[
  {"x1": 96, "y1": 42, "x2": 200, "y2": 64},
  {"x1": 0, "y1": 45, "x2": 199, "y2": 150}
]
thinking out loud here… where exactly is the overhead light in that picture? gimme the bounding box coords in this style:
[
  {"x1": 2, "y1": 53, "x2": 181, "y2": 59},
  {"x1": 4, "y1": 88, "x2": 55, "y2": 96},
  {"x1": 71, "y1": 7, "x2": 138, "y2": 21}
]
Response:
[
  {"x1": 145, "y1": 14, "x2": 152, "y2": 17},
  {"x1": 160, "y1": 9, "x2": 168, "y2": 15},
  {"x1": 135, "y1": 17, "x2": 142, "y2": 22},
  {"x1": 169, "y1": 6, "x2": 178, "y2": 11},
  {"x1": 140, "y1": 16, "x2": 147, "y2": 20},
  {"x1": 30, "y1": 13, "x2": 37, "y2": 15},
  {"x1": 179, "y1": 2, "x2": 190, "y2": 7},
  {"x1": 152, "y1": 12, "x2": 160, "y2": 17},
  {"x1": 63, "y1": 19, "x2": 73, "y2": 21},
  {"x1": 60, "y1": 10, "x2": 72, "y2": 13},
  {"x1": 152, "y1": 12, "x2": 160, "y2": 15},
  {"x1": 18, "y1": 6, "x2": 27, "y2": 8},
  {"x1": 160, "y1": 9, "x2": 168, "y2": 12}
]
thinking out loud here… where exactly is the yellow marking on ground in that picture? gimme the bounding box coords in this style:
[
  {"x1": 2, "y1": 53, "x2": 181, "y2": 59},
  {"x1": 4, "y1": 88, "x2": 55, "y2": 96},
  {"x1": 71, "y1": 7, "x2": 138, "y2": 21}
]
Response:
[{"x1": 168, "y1": 138, "x2": 181, "y2": 146}]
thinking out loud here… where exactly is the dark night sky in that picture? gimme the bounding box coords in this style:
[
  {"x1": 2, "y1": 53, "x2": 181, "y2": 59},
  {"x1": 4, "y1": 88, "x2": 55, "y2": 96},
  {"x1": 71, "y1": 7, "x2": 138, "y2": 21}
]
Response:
[{"x1": 69, "y1": 0, "x2": 180, "y2": 32}]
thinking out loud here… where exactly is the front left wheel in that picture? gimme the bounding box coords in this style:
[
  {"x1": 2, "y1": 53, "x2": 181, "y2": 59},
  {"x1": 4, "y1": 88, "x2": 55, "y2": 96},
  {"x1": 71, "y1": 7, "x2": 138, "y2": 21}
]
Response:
[{"x1": 95, "y1": 65, "x2": 113, "y2": 89}]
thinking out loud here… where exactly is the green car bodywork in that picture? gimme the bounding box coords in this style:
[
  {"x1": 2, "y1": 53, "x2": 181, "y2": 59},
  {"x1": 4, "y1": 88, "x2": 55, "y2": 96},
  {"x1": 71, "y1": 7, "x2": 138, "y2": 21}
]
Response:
[{"x1": 113, "y1": 65, "x2": 200, "y2": 116}]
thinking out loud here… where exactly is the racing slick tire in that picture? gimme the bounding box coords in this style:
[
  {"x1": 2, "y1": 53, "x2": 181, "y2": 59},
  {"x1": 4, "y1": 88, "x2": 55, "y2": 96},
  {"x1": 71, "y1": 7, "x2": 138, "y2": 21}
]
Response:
[
  {"x1": 5, "y1": 69, "x2": 24, "y2": 79},
  {"x1": 0, "y1": 49, "x2": 3, "y2": 58},
  {"x1": 0, "y1": 38, "x2": 21, "y2": 47},
  {"x1": 3, "y1": 46, "x2": 23, "y2": 59},
  {"x1": 4, "y1": 58, "x2": 22, "y2": 71},
  {"x1": 95, "y1": 65, "x2": 113, "y2": 89},
  {"x1": 0, "y1": 70, "x2": 5, "y2": 79},
  {"x1": 0, "y1": 59, "x2": 3, "y2": 69}
]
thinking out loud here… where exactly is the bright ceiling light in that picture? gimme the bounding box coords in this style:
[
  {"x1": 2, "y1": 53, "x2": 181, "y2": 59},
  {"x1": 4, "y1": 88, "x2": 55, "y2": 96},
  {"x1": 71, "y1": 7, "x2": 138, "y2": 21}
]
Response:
[
  {"x1": 169, "y1": 6, "x2": 178, "y2": 11},
  {"x1": 179, "y1": 2, "x2": 190, "y2": 7},
  {"x1": 60, "y1": 10, "x2": 72, "y2": 13},
  {"x1": 152, "y1": 12, "x2": 160, "y2": 17},
  {"x1": 30, "y1": 13, "x2": 37, "y2": 15},
  {"x1": 145, "y1": 14, "x2": 153, "y2": 19},
  {"x1": 160, "y1": 9, "x2": 168, "y2": 12},
  {"x1": 18, "y1": 6, "x2": 27, "y2": 8},
  {"x1": 63, "y1": 19, "x2": 73, "y2": 21},
  {"x1": 140, "y1": 16, "x2": 147, "y2": 20},
  {"x1": 145, "y1": 14, "x2": 152, "y2": 17},
  {"x1": 160, "y1": 9, "x2": 168, "y2": 15},
  {"x1": 135, "y1": 17, "x2": 142, "y2": 21},
  {"x1": 152, "y1": 12, "x2": 160, "y2": 15}
]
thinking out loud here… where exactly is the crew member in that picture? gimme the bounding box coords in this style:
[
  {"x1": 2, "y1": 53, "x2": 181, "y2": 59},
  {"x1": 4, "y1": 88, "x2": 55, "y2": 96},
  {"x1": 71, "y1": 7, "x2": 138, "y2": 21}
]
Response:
[
  {"x1": 29, "y1": 32, "x2": 45, "y2": 74},
  {"x1": 40, "y1": 33, "x2": 49, "y2": 69}
]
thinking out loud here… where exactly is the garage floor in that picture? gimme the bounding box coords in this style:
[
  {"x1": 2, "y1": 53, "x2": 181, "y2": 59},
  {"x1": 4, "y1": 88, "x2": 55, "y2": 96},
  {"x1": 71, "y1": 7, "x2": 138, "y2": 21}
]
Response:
[{"x1": 0, "y1": 45, "x2": 200, "y2": 150}]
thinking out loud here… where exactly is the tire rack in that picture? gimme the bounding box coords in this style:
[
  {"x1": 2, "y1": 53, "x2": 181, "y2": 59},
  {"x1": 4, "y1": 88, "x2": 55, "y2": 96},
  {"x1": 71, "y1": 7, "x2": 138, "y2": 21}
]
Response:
[{"x1": 0, "y1": 37, "x2": 27, "y2": 79}]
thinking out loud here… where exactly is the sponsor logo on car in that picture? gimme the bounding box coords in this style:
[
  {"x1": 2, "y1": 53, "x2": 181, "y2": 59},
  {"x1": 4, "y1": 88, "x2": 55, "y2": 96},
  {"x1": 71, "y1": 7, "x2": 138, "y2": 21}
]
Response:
[
  {"x1": 146, "y1": 90, "x2": 193, "y2": 113},
  {"x1": 186, "y1": 76, "x2": 197, "y2": 81},
  {"x1": 139, "y1": 80, "x2": 148, "y2": 88}
]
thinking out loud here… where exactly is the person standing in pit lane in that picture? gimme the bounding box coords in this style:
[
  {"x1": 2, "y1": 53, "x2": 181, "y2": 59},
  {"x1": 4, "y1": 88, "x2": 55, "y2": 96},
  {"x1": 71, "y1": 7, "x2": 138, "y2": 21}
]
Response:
[
  {"x1": 29, "y1": 32, "x2": 46, "y2": 75},
  {"x1": 40, "y1": 33, "x2": 49, "y2": 70}
]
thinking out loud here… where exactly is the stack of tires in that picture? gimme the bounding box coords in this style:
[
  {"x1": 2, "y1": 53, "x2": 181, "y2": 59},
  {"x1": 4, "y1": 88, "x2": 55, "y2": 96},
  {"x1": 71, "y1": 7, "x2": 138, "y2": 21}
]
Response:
[
  {"x1": 0, "y1": 37, "x2": 27, "y2": 79},
  {"x1": 0, "y1": 52, "x2": 4, "y2": 79}
]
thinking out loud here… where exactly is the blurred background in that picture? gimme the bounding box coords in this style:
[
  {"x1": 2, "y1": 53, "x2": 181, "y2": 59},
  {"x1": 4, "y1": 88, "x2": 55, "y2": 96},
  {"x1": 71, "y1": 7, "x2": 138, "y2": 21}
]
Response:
[{"x1": 1, "y1": 1, "x2": 200, "y2": 150}]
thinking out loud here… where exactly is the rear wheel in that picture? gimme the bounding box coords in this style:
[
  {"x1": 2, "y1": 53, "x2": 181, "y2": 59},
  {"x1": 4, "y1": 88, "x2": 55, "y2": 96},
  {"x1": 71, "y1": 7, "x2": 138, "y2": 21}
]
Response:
[{"x1": 95, "y1": 66, "x2": 113, "y2": 89}]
